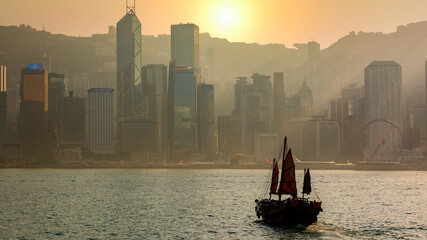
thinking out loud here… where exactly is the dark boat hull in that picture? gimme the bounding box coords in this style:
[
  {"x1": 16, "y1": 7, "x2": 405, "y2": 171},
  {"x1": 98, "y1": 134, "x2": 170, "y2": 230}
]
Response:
[{"x1": 256, "y1": 199, "x2": 322, "y2": 226}]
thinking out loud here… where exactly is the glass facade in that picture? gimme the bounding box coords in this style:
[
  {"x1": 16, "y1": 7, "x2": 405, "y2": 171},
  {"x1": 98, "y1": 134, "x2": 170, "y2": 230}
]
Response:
[
  {"x1": 173, "y1": 67, "x2": 197, "y2": 154},
  {"x1": 116, "y1": 12, "x2": 144, "y2": 120}
]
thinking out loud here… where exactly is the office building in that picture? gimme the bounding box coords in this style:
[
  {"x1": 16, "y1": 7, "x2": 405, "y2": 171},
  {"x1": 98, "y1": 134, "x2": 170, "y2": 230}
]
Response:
[
  {"x1": 169, "y1": 66, "x2": 197, "y2": 159},
  {"x1": 198, "y1": 84, "x2": 216, "y2": 157},
  {"x1": 302, "y1": 119, "x2": 340, "y2": 160},
  {"x1": 218, "y1": 115, "x2": 241, "y2": 161},
  {"x1": 87, "y1": 88, "x2": 114, "y2": 154},
  {"x1": 273, "y1": 72, "x2": 286, "y2": 136},
  {"x1": 255, "y1": 133, "x2": 279, "y2": 164},
  {"x1": 0, "y1": 65, "x2": 6, "y2": 140},
  {"x1": 48, "y1": 73, "x2": 65, "y2": 149},
  {"x1": 119, "y1": 117, "x2": 154, "y2": 153},
  {"x1": 58, "y1": 91, "x2": 85, "y2": 146},
  {"x1": 364, "y1": 61, "x2": 403, "y2": 161},
  {"x1": 171, "y1": 23, "x2": 200, "y2": 72},
  {"x1": 20, "y1": 65, "x2": 49, "y2": 163},
  {"x1": 117, "y1": 1, "x2": 145, "y2": 121},
  {"x1": 142, "y1": 64, "x2": 168, "y2": 152},
  {"x1": 233, "y1": 74, "x2": 273, "y2": 155},
  {"x1": 342, "y1": 83, "x2": 364, "y2": 116},
  {"x1": 293, "y1": 81, "x2": 313, "y2": 118}
]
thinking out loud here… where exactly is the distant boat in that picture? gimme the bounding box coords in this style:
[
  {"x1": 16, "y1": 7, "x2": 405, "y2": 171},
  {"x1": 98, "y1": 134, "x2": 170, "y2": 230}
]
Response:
[{"x1": 255, "y1": 137, "x2": 322, "y2": 226}]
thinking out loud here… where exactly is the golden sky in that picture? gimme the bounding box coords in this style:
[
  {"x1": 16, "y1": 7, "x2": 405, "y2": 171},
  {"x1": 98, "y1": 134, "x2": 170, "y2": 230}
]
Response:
[{"x1": 1, "y1": 0, "x2": 427, "y2": 48}]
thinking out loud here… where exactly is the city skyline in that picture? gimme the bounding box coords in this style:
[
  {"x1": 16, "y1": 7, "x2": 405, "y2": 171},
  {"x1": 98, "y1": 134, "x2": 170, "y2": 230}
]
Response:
[{"x1": 2, "y1": 0, "x2": 427, "y2": 47}]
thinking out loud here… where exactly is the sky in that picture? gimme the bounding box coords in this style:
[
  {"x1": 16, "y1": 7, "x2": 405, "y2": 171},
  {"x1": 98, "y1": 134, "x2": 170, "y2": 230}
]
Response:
[{"x1": 1, "y1": 0, "x2": 427, "y2": 48}]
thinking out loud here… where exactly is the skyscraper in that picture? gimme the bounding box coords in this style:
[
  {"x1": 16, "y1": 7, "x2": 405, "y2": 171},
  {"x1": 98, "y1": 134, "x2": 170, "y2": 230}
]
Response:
[
  {"x1": 293, "y1": 81, "x2": 313, "y2": 118},
  {"x1": 364, "y1": 61, "x2": 403, "y2": 161},
  {"x1": 171, "y1": 23, "x2": 200, "y2": 72},
  {"x1": 170, "y1": 66, "x2": 197, "y2": 159},
  {"x1": 87, "y1": 88, "x2": 114, "y2": 154},
  {"x1": 119, "y1": 117, "x2": 154, "y2": 153},
  {"x1": 58, "y1": 91, "x2": 85, "y2": 146},
  {"x1": 20, "y1": 66, "x2": 49, "y2": 164},
  {"x1": 117, "y1": 1, "x2": 145, "y2": 121},
  {"x1": 0, "y1": 65, "x2": 6, "y2": 140},
  {"x1": 273, "y1": 72, "x2": 286, "y2": 136},
  {"x1": 218, "y1": 115, "x2": 241, "y2": 161},
  {"x1": 233, "y1": 73, "x2": 273, "y2": 155},
  {"x1": 142, "y1": 64, "x2": 168, "y2": 152},
  {"x1": 48, "y1": 73, "x2": 65, "y2": 149},
  {"x1": 198, "y1": 84, "x2": 215, "y2": 158}
]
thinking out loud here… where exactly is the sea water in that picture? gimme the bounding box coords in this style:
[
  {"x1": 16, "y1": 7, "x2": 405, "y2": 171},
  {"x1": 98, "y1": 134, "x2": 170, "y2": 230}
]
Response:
[{"x1": 0, "y1": 169, "x2": 425, "y2": 239}]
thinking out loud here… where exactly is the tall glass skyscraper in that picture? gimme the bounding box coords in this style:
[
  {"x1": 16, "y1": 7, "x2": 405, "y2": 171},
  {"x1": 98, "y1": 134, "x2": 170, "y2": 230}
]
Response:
[
  {"x1": 172, "y1": 66, "x2": 197, "y2": 158},
  {"x1": 116, "y1": 3, "x2": 144, "y2": 121}
]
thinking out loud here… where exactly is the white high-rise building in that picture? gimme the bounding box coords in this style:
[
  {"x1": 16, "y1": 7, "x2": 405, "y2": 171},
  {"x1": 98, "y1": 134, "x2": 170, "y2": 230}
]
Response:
[
  {"x1": 171, "y1": 23, "x2": 199, "y2": 70},
  {"x1": 88, "y1": 88, "x2": 114, "y2": 154},
  {"x1": 364, "y1": 61, "x2": 403, "y2": 161}
]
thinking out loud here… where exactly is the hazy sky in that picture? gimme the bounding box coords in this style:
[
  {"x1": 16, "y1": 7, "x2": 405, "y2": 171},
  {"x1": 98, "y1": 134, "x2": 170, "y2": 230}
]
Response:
[{"x1": 1, "y1": 0, "x2": 427, "y2": 48}]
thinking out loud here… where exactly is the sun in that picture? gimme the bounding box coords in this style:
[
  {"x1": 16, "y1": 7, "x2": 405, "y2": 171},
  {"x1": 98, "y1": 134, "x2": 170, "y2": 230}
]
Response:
[{"x1": 212, "y1": 3, "x2": 240, "y2": 33}]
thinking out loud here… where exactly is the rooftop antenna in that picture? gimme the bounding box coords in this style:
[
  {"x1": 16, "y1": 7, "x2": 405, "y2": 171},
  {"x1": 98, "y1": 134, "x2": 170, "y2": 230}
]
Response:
[{"x1": 126, "y1": 0, "x2": 135, "y2": 14}]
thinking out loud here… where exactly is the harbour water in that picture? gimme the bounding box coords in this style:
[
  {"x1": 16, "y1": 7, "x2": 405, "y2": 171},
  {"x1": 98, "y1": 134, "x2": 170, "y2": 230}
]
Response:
[{"x1": 0, "y1": 169, "x2": 425, "y2": 239}]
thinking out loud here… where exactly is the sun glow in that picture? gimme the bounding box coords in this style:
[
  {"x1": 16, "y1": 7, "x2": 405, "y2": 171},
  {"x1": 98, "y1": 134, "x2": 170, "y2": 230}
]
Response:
[{"x1": 212, "y1": 2, "x2": 241, "y2": 34}]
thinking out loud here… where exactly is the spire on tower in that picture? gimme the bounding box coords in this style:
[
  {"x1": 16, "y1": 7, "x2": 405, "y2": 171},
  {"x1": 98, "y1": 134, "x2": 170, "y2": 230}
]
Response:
[{"x1": 126, "y1": 0, "x2": 135, "y2": 14}]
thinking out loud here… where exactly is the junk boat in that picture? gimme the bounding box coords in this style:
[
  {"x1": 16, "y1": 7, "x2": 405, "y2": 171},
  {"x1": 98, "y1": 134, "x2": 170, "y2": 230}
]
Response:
[{"x1": 255, "y1": 137, "x2": 322, "y2": 226}]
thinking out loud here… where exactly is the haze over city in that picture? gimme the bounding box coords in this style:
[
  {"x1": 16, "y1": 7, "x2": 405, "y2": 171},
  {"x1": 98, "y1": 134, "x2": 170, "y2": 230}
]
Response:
[
  {"x1": 2, "y1": 0, "x2": 427, "y2": 46},
  {"x1": 0, "y1": 1, "x2": 426, "y2": 239}
]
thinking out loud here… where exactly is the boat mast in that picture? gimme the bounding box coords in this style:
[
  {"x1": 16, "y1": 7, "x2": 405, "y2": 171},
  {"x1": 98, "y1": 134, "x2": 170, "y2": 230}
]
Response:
[{"x1": 278, "y1": 137, "x2": 287, "y2": 201}]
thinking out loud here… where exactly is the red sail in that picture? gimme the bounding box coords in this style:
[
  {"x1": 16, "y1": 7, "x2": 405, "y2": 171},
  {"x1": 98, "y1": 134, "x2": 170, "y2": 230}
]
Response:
[
  {"x1": 303, "y1": 168, "x2": 312, "y2": 195},
  {"x1": 269, "y1": 159, "x2": 279, "y2": 195},
  {"x1": 278, "y1": 148, "x2": 297, "y2": 195}
]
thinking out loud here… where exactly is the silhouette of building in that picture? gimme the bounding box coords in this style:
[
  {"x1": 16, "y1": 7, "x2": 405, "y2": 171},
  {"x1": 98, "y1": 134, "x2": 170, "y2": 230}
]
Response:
[
  {"x1": 171, "y1": 23, "x2": 200, "y2": 76},
  {"x1": 87, "y1": 88, "x2": 114, "y2": 154},
  {"x1": 48, "y1": 73, "x2": 65, "y2": 149},
  {"x1": 302, "y1": 119, "x2": 340, "y2": 160},
  {"x1": 233, "y1": 74, "x2": 273, "y2": 156},
  {"x1": 119, "y1": 117, "x2": 154, "y2": 153},
  {"x1": 142, "y1": 64, "x2": 168, "y2": 152},
  {"x1": 58, "y1": 91, "x2": 85, "y2": 147},
  {"x1": 0, "y1": 65, "x2": 6, "y2": 140},
  {"x1": 425, "y1": 59, "x2": 427, "y2": 153},
  {"x1": 364, "y1": 61, "x2": 403, "y2": 161},
  {"x1": 20, "y1": 66, "x2": 50, "y2": 164},
  {"x1": 198, "y1": 84, "x2": 215, "y2": 158},
  {"x1": 169, "y1": 66, "x2": 197, "y2": 159},
  {"x1": 116, "y1": 2, "x2": 145, "y2": 122},
  {"x1": 218, "y1": 115, "x2": 241, "y2": 161},
  {"x1": 255, "y1": 133, "x2": 279, "y2": 164},
  {"x1": 293, "y1": 81, "x2": 313, "y2": 118},
  {"x1": 273, "y1": 72, "x2": 286, "y2": 136},
  {"x1": 342, "y1": 83, "x2": 364, "y2": 116}
]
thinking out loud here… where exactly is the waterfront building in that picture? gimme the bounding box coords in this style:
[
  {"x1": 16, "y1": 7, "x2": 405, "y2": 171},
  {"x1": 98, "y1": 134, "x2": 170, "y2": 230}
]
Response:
[
  {"x1": 293, "y1": 81, "x2": 313, "y2": 118},
  {"x1": 364, "y1": 61, "x2": 403, "y2": 161},
  {"x1": 0, "y1": 65, "x2": 6, "y2": 140},
  {"x1": 20, "y1": 65, "x2": 49, "y2": 163},
  {"x1": 116, "y1": 1, "x2": 145, "y2": 121},
  {"x1": 171, "y1": 23, "x2": 200, "y2": 77},
  {"x1": 198, "y1": 84, "x2": 216, "y2": 158},
  {"x1": 142, "y1": 64, "x2": 168, "y2": 152},
  {"x1": 273, "y1": 72, "x2": 286, "y2": 137},
  {"x1": 119, "y1": 117, "x2": 154, "y2": 153},
  {"x1": 87, "y1": 88, "x2": 114, "y2": 154},
  {"x1": 342, "y1": 83, "x2": 364, "y2": 116},
  {"x1": 255, "y1": 133, "x2": 279, "y2": 164},
  {"x1": 218, "y1": 115, "x2": 241, "y2": 161},
  {"x1": 58, "y1": 91, "x2": 85, "y2": 146},
  {"x1": 48, "y1": 73, "x2": 65, "y2": 149},
  {"x1": 174, "y1": 67, "x2": 197, "y2": 157}
]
